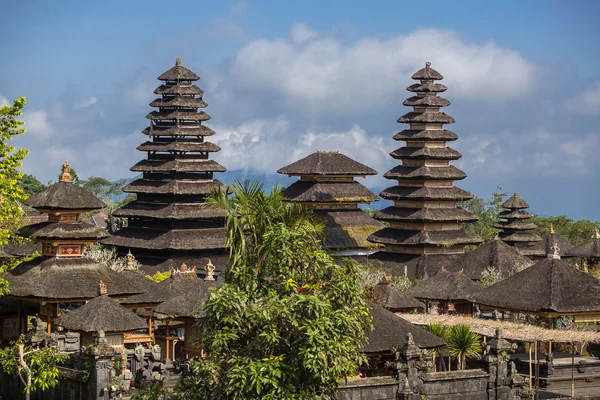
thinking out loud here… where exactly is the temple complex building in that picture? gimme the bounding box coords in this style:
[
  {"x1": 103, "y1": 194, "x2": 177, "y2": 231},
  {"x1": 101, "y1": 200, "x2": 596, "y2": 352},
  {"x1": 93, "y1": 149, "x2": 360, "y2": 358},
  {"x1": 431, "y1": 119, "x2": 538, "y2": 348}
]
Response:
[
  {"x1": 278, "y1": 151, "x2": 383, "y2": 255},
  {"x1": 530, "y1": 224, "x2": 573, "y2": 260},
  {"x1": 367, "y1": 63, "x2": 481, "y2": 279},
  {"x1": 493, "y1": 192, "x2": 543, "y2": 257},
  {"x1": 565, "y1": 229, "x2": 600, "y2": 266},
  {"x1": 103, "y1": 58, "x2": 228, "y2": 275}
]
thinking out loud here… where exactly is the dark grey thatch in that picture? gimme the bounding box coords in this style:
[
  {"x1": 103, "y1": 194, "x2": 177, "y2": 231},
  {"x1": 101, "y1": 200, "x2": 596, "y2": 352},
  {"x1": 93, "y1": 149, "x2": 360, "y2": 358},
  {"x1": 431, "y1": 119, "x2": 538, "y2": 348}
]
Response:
[
  {"x1": 453, "y1": 238, "x2": 533, "y2": 280},
  {"x1": 403, "y1": 95, "x2": 450, "y2": 107},
  {"x1": 380, "y1": 186, "x2": 472, "y2": 201},
  {"x1": 565, "y1": 233, "x2": 600, "y2": 259},
  {"x1": 113, "y1": 203, "x2": 227, "y2": 220},
  {"x1": 18, "y1": 222, "x2": 109, "y2": 241},
  {"x1": 383, "y1": 165, "x2": 467, "y2": 180},
  {"x1": 411, "y1": 63, "x2": 444, "y2": 80},
  {"x1": 142, "y1": 125, "x2": 216, "y2": 137},
  {"x1": 372, "y1": 284, "x2": 424, "y2": 311},
  {"x1": 407, "y1": 271, "x2": 483, "y2": 302},
  {"x1": 407, "y1": 81, "x2": 447, "y2": 93},
  {"x1": 55, "y1": 295, "x2": 147, "y2": 333},
  {"x1": 368, "y1": 228, "x2": 481, "y2": 247},
  {"x1": 155, "y1": 281, "x2": 219, "y2": 318},
  {"x1": 123, "y1": 179, "x2": 227, "y2": 195},
  {"x1": 0, "y1": 246, "x2": 14, "y2": 260},
  {"x1": 393, "y1": 129, "x2": 458, "y2": 141},
  {"x1": 374, "y1": 207, "x2": 476, "y2": 223},
  {"x1": 1, "y1": 257, "x2": 147, "y2": 300},
  {"x1": 363, "y1": 301, "x2": 445, "y2": 353},
  {"x1": 364, "y1": 252, "x2": 462, "y2": 281},
  {"x1": 158, "y1": 59, "x2": 200, "y2": 81},
  {"x1": 146, "y1": 110, "x2": 210, "y2": 122},
  {"x1": 149, "y1": 97, "x2": 207, "y2": 108},
  {"x1": 398, "y1": 111, "x2": 455, "y2": 124},
  {"x1": 277, "y1": 151, "x2": 376, "y2": 176},
  {"x1": 25, "y1": 182, "x2": 104, "y2": 210},
  {"x1": 2, "y1": 240, "x2": 41, "y2": 257},
  {"x1": 390, "y1": 147, "x2": 461, "y2": 160},
  {"x1": 102, "y1": 227, "x2": 226, "y2": 251},
  {"x1": 501, "y1": 193, "x2": 530, "y2": 209},
  {"x1": 530, "y1": 232, "x2": 573, "y2": 258},
  {"x1": 282, "y1": 181, "x2": 379, "y2": 203},
  {"x1": 474, "y1": 257, "x2": 600, "y2": 314},
  {"x1": 130, "y1": 159, "x2": 226, "y2": 173},
  {"x1": 137, "y1": 141, "x2": 220, "y2": 153},
  {"x1": 154, "y1": 83, "x2": 203, "y2": 95},
  {"x1": 313, "y1": 209, "x2": 383, "y2": 250}
]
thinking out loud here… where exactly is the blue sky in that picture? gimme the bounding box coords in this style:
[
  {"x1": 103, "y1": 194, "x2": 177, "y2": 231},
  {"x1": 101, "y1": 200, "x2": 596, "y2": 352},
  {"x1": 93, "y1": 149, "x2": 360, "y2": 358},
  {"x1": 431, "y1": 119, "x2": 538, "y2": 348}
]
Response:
[{"x1": 2, "y1": 0, "x2": 599, "y2": 220}]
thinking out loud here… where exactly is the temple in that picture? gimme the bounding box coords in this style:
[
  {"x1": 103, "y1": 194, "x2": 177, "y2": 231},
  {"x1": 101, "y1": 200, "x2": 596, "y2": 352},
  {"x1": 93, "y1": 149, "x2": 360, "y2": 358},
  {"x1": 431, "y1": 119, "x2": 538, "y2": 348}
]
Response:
[
  {"x1": 103, "y1": 58, "x2": 228, "y2": 275},
  {"x1": 278, "y1": 151, "x2": 383, "y2": 255},
  {"x1": 367, "y1": 63, "x2": 481, "y2": 279},
  {"x1": 493, "y1": 192, "x2": 543, "y2": 257}
]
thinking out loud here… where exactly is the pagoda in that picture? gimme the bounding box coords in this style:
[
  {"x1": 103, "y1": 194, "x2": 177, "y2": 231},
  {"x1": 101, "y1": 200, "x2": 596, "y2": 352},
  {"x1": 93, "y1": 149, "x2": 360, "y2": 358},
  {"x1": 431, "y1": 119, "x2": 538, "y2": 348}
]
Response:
[
  {"x1": 278, "y1": 151, "x2": 383, "y2": 255},
  {"x1": 0, "y1": 162, "x2": 147, "y2": 339},
  {"x1": 493, "y1": 192, "x2": 543, "y2": 257},
  {"x1": 367, "y1": 63, "x2": 481, "y2": 279},
  {"x1": 103, "y1": 58, "x2": 228, "y2": 274}
]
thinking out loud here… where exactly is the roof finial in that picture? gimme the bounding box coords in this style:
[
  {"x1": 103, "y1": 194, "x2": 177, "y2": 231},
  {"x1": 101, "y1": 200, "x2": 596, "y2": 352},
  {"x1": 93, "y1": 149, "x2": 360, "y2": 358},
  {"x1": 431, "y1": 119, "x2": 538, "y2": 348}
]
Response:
[
  {"x1": 514, "y1": 191, "x2": 520, "y2": 198},
  {"x1": 204, "y1": 259, "x2": 215, "y2": 281},
  {"x1": 425, "y1": 61, "x2": 431, "y2": 68},
  {"x1": 549, "y1": 223, "x2": 555, "y2": 234},
  {"x1": 59, "y1": 160, "x2": 73, "y2": 183},
  {"x1": 493, "y1": 232, "x2": 500, "y2": 241},
  {"x1": 98, "y1": 280, "x2": 107, "y2": 295},
  {"x1": 176, "y1": 57, "x2": 182, "y2": 67},
  {"x1": 550, "y1": 243, "x2": 560, "y2": 260},
  {"x1": 126, "y1": 250, "x2": 135, "y2": 266}
]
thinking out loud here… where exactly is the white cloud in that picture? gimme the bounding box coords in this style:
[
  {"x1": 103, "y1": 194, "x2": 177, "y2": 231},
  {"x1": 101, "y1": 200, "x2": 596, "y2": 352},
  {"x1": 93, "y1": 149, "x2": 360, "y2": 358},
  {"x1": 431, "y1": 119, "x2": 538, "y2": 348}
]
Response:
[
  {"x1": 22, "y1": 109, "x2": 53, "y2": 137},
  {"x1": 227, "y1": 26, "x2": 535, "y2": 115},
  {"x1": 126, "y1": 83, "x2": 155, "y2": 106},
  {"x1": 0, "y1": 95, "x2": 10, "y2": 107},
  {"x1": 229, "y1": 0, "x2": 248, "y2": 16},
  {"x1": 566, "y1": 82, "x2": 600, "y2": 116},
  {"x1": 74, "y1": 97, "x2": 97, "y2": 109}
]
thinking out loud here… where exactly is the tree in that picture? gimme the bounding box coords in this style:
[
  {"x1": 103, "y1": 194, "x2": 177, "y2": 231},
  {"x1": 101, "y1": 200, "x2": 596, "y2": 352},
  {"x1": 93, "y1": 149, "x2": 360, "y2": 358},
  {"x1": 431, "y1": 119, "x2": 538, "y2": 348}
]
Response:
[
  {"x1": 174, "y1": 180, "x2": 371, "y2": 400},
  {"x1": 531, "y1": 215, "x2": 599, "y2": 246},
  {"x1": 460, "y1": 188, "x2": 507, "y2": 243},
  {"x1": 18, "y1": 174, "x2": 45, "y2": 197},
  {"x1": 423, "y1": 323, "x2": 448, "y2": 372},
  {"x1": 0, "y1": 337, "x2": 68, "y2": 399},
  {"x1": 80, "y1": 176, "x2": 126, "y2": 206},
  {"x1": 446, "y1": 324, "x2": 482, "y2": 371}
]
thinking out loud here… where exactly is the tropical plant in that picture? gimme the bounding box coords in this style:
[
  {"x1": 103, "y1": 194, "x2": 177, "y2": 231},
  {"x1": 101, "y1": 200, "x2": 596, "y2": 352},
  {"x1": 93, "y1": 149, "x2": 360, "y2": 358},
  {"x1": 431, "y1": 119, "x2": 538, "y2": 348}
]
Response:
[
  {"x1": 480, "y1": 266, "x2": 503, "y2": 287},
  {"x1": 83, "y1": 245, "x2": 141, "y2": 273},
  {"x1": 446, "y1": 324, "x2": 482, "y2": 370},
  {"x1": 423, "y1": 323, "x2": 448, "y2": 372},
  {"x1": 460, "y1": 188, "x2": 506, "y2": 243},
  {"x1": 173, "y1": 180, "x2": 371, "y2": 400}
]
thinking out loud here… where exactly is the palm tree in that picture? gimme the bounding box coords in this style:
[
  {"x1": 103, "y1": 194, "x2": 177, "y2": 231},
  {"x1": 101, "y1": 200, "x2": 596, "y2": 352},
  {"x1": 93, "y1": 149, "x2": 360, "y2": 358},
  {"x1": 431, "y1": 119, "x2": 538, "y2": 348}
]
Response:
[
  {"x1": 446, "y1": 324, "x2": 482, "y2": 370},
  {"x1": 423, "y1": 323, "x2": 448, "y2": 372}
]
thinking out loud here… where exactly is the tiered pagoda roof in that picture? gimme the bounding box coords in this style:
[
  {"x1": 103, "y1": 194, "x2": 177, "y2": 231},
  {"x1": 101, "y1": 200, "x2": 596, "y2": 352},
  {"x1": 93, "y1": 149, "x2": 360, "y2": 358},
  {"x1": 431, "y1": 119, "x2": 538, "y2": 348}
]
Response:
[
  {"x1": 1, "y1": 162, "x2": 147, "y2": 302},
  {"x1": 278, "y1": 151, "x2": 383, "y2": 253},
  {"x1": 103, "y1": 58, "x2": 228, "y2": 274},
  {"x1": 530, "y1": 224, "x2": 573, "y2": 260},
  {"x1": 565, "y1": 229, "x2": 600, "y2": 260},
  {"x1": 406, "y1": 270, "x2": 482, "y2": 303},
  {"x1": 493, "y1": 192, "x2": 543, "y2": 257},
  {"x1": 367, "y1": 63, "x2": 481, "y2": 278}
]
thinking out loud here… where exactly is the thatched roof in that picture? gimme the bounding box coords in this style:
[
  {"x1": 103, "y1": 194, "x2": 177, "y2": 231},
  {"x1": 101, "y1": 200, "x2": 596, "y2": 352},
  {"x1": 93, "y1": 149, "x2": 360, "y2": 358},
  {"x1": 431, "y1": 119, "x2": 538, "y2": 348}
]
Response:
[
  {"x1": 379, "y1": 186, "x2": 472, "y2": 201},
  {"x1": 154, "y1": 280, "x2": 219, "y2": 318},
  {"x1": 146, "y1": 110, "x2": 210, "y2": 122},
  {"x1": 372, "y1": 284, "x2": 424, "y2": 311},
  {"x1": 102, "y1": 227, "x2": 226, "y2": 251},
  {"x1": 368, "y1": 228, "x2": 481, "y2": 247},
  {"x1": 361, "y1": 252, "x2": 462, "y2": 281},
  {"x1": 403, "y1": 314, "x2": 600, "y2": 344},
  {"x1": 130, "y1": 159, "x2": 226, "y2": 173},
  {"x1": 278, "y1": 151, "x2": 376, "y2": 176},
  {"x1": 1, "y1": 257, "x2": 147, "y2": 300},
  {"x1": 383, "y1": 165, "x2": 466, "y2": 180},
  {"x1": 314, "y1": 209, "x2": 383, "y2": 250},
  {"x1": 453, "y1": 238, "x2": 533, "y2": 280},
  {"x1": 282, "y1": 181, "x2": 379, "y2": 203},
  {"x1": 398, "y1": 111, "x2": 454, "y2": 124},
  {"x1": 363, "y1": 301, "x2": 445, "y2": 353},
  {"x1": 55, "y1": 295, "x2": 147, "y2": 333},
  {"x1": 17, "y1": 222, "x2": 109, "y2": 241},
  {"x1": 137, "y1": 255, "x2": 228, "y2": 276},
  {"x1": 411, "y1": 63, "x2": 444, "y2": 80},
  {"x1": 149, "y1": 97, "x2": 207, "y2": 108},
  {"x1": 530, "y1": 232, "x2": 573, "y2": 258},
  {"x1": 374, "y1": 207, "x2": 476, "y2": 223},
  {"x1": 137, "y1": 141, "x2": 220, "y2": 153},
  {"x1": 154, "y1": 83, "x2": 203, "y2": 95},
  {"x1": 123, "y1": 179, "x2": 227, "y2": 195},
  {"x1": 157, "y1": 59, "x2": 200, "y2": 81},
  {"x1": 25, "y1": 182, "x2": 104, "y2": 210},
  {"x1": 407, "y1": 82, "x2": 447, "y2": 93},
  {"x1": 390, "y1": 146, "x2": 461, "y2": 160},
  {"x1": 474, "y1": 257, "x2": 600, "y2": 314},
  {"x1": 113, "y1": 202, "x2": 226, "y2": 221},
  {"x1": 142, "y1": 125, "x2": 215, "y2": 137},
  {"x1": 501, "y1": 192, "x2": 530, "y2": 209},
  {"x1": 393, "y1": 129, "x2": 458, "y2": 141},
  {"x1": 403, "y1": 95, "x2": 450, "y2": 107},
  {"x1": 565, "y1": 233, "x2": 600, "y2": 259},
  {"x1": 407, "y1": 270, "x2": 483, "y2": 302}
]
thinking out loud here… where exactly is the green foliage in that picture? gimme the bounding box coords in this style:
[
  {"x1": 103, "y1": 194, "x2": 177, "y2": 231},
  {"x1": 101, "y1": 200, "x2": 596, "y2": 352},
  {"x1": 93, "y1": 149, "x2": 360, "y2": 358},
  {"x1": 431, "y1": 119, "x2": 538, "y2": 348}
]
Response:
[
  {"x1": 80, "y1": 176, "x2": 126, "y2": 207},
  {"x1": 0, "y1": 337, "x2": 68, "y2": 394},
  {"x1": 446, "y1": 324, "x2": 482, "y2": 370},
  {"x1": 174, "y1": 180, "x2": 371, "y2": 400},
  {"x1": 146, "y1": 269, "x2": 172, "y2": 283},
  {"x1": 531, "y1": 215, "x2": 599, "y2": 246},
  {"x1": 18, "y1": 174, "x2": 45, "y2": 197},
  {"x1": 480, "y1": 266, "x2": 503, "y2": 288},
  {"x1": 460, "y1": 188, "x2": 506, "y2": 243},
  {"x1": 131, "y1": 381, "x2": 170, "y2": 400}
]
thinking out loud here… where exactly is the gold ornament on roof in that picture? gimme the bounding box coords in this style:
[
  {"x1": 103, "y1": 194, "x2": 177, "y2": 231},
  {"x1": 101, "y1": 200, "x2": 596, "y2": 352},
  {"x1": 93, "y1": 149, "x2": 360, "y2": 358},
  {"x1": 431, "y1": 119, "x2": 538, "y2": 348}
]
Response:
[
  {"x1": 176, "y1": 57, "x2": 182, "y2": 66},
  {"x1": 549, "y1": 223, "x2": 555, "y2": 234},
  {"x1": 98, "y1": 280, "x2": 107, "y2": 295},
  {"x1": 204, "y1": 259, "x2": 215, "y2": 281},
  {"x1": 59, "y1": 160, "x2": 73, "y2": 183}
]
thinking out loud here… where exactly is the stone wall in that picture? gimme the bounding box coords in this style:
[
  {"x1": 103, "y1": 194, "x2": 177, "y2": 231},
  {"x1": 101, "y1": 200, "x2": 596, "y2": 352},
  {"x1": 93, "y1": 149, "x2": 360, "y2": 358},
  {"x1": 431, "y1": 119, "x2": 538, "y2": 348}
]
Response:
[{"x1": 339, "y1": 376, "x2": 397, "y2": 400}]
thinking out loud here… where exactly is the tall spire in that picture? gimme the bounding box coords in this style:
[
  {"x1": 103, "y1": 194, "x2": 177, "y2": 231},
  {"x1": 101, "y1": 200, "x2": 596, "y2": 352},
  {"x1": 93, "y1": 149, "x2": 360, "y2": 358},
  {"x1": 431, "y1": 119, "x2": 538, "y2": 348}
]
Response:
[
  {"x1": 102, "y1": 58, "x2": 228, "y2": 273},
  {"x1": 493, "y1": 192, "x2": 543, "y2": 257},
  {"x1": 367, "y1": 62, "x2": 481, "y2": 279}
]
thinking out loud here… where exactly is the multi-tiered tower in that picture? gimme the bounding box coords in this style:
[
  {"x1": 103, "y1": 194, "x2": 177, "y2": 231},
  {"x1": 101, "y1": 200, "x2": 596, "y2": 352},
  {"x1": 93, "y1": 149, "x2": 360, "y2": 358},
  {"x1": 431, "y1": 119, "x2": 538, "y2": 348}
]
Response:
[
  {"x1": 368, "y1": 63, "x2": 481, "y2": 279},
  {"x1": 104, "y1": 59, "x2": 228, "y2": 274},
  {"x1": 278, "y1": 151, "x2": 383, "y2": 255},
  {"x1": 493, "y1": 192, "x2": 543, "y2": 257}
]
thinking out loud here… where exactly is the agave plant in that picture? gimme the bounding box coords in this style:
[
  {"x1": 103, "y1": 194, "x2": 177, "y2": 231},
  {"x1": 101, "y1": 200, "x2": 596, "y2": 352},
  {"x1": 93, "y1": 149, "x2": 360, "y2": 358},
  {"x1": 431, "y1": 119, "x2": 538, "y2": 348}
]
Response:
[
  {"x1": 423, "y1": 323, "x2": 448, "y2": 371},
  {"x1": 446, "y1": 324, "x2": 482, "y2": 370}
]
